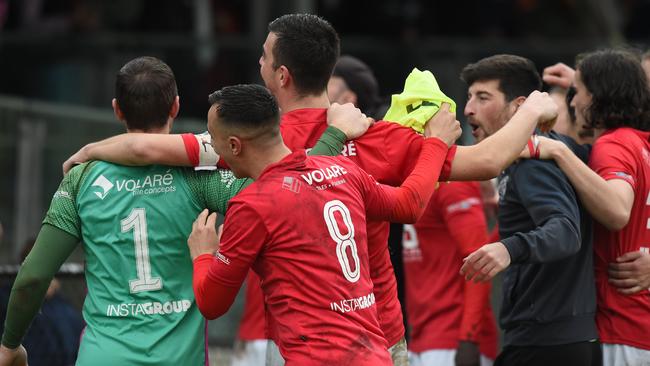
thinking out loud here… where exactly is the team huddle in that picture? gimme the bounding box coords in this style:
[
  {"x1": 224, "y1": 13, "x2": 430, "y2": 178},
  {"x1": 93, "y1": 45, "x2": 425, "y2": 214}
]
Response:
[{"x1": 1, "y1": 12, "x2": 650, "y2": 366}]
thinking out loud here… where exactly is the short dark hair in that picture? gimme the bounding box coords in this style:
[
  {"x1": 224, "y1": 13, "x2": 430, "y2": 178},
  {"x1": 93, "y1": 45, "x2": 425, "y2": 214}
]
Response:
[
  {"x1": 460, "y1": 54, "x2": 542, "y2": 101},
  {"x1": 208, "y1": 84, "x2": 280, "y2": 140},
  {"x1": 115, "y1": 56, "x2": 178, "y2": 130},
  {"x1": 576, "y1": 49, "x2": 650, "y2": 131},
  {"x1": 268, "y1": 14, "x2": 340, "y2": 97}
]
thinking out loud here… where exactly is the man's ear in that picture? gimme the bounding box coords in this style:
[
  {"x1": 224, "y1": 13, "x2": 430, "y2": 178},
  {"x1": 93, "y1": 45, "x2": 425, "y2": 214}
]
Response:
[
  {"x1": 510, "y1": 95, "x2": 527, "y2": 114},
  {"x1": 170, "y1": 96, "x2": 180, "y2": 119},
  {"x1": 278, "y1": 65, "x2": 291, "y2": 88},
  {"x1": 229, "y1": 136, "x2": 243, "y2": 156},
  {"x1": 112, "y1": 98, "x2": 126, "y2": 122}
]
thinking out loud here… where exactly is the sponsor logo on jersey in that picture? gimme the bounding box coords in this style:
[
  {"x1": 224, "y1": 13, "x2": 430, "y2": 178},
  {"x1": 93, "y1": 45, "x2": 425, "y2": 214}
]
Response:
[
  {"x1": 53, "y1": 190, "x2": 72, "y2": 200},
  {"x1": 92, "y1": 175, "x2": 114, "y2": 200},
  {"x1": 282, "y1": 176, "x2": 302, "y2": 193},
  {"x1": 300, "y1": 164, "x2": 348, "y2": 191},
  {"x1": 402, "y1": 224, "x2": 422, "y2": 262},
  {"x1": 114, "y1": 170, "x2": 177, "y2": 196},
  {"x1": 106, "y1": 299, "x2": 192, "y2": 317},
  {"x1": 330, "y1": 292, "x2": 375, "y2": 314}
]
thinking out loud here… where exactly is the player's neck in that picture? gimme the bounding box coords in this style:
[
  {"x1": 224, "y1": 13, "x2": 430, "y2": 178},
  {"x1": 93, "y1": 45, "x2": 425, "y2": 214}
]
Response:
[
  {"x1": 126, "y1": 124, "x2": 171, "y2": 134},
  {"x1": 278, "y1": 90, "x2": 330, "y2": 114},
  {"x1": 247, "y1": 143, "x2": 293, "y2": 180}
]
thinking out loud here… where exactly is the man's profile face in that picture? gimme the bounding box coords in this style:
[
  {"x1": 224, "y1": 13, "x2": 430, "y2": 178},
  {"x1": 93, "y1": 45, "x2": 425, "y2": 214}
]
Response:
[
  {"x1": 570, "y1": 71, "x2": 593, "y2": 134},
  {"x1": 464, "y1": 79, "x2": 514, "y2": 142},
  {"x1": 259, "y1": 32, "x2": 279, "y2": 94},
  {"x1": 207, "y1": 105, "x2": 243, "y2": 178}
]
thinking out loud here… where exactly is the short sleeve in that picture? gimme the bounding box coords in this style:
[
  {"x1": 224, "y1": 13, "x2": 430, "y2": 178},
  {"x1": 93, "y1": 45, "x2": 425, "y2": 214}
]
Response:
[
  {"x1": 437, "y1": 182, "x2": 488, "y2": 255},
  {"x1": 589, "y1": 135, "x2": 637, "y2": 189},
  {"x1": 181, "y1": 132, "x2": 220, "y2": 169},
  {"x1": 42, "y1": 164, "x2": 87, "y2": 239},
  {"x1": 207, "y1": 201, "x2": 269, "y2": 288}
]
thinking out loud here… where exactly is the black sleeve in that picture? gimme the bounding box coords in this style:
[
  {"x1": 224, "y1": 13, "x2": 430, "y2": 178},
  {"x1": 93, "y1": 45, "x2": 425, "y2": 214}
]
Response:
[{"x1": 501, "y1": 160, "x2": 582, "y2": 264}]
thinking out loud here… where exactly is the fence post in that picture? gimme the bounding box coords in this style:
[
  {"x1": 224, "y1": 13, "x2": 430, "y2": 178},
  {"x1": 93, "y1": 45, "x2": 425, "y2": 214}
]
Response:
[{"x1": 13, "y1": 118, "x2": 46, "y2": 261}]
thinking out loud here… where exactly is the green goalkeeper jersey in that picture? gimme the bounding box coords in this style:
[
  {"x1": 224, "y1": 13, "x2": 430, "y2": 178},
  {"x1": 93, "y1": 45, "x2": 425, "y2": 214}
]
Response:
[{"x1": 44, "y1": 161, "x2": 247, "y2": 366}]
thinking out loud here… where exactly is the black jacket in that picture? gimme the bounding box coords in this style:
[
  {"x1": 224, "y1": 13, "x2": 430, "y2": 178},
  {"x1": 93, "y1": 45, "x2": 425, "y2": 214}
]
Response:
[{"x1": 497, "y1": 132, "x2": 598, "y2": 346}]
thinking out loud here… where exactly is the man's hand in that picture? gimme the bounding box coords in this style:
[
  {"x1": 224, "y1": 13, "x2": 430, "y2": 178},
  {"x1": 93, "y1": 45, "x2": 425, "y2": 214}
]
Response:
[
  {"x1": 609, "y1": 250, "x2": 650, "y2": 295},
  {"x1": 63, "y1": 145, "x2": 90, "y2": 175},
  {"x1": 519, "y1": 91, "x2": 558, "y2": 133},
  {"x1": 187, "y1": 209, "x2": 220, "y2": 260},
  {"x1": 460, "y1": 242, "x2": 511, "y2": 282},
  {"x1": 423, "y1": 103, "x2": 461, "y2": 146},
  {"x1": 543, "y1": 62, "x2": 576, "y2": 89},
  {"x1": 519, "y1": 135, "x2": 566, "y2": 161},
  {"x1": 0, "y1": 345, "x2": 28, "y2": 366},
  {"x1": 455, "y1": 341, "x2": 480, "y2": 366},
  {"x1": 326, "y1": 102, "x2": 374, "y2": 140}
]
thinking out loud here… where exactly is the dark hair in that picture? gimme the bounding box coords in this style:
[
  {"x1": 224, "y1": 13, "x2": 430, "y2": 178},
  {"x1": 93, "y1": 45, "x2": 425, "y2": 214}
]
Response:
[
  {"x1": 576, "y1": 49, "x2": 650, "y2": 131},
  {"x1": 460, "y1": 54, "x2": 542, "y2": 101},
  {"x1": 115, "y1": 56, "x2": 178, "y2": 130},
  {"x1": 268, "y1": 14, "x2": 340, "y2": 97},
  {"x1": 208, "y1": 84, "x2": 280, "y2": 140}
]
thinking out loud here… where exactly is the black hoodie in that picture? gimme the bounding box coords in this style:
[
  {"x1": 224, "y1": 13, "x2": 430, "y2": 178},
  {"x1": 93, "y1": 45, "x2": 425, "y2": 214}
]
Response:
[{"x1": 497, "y1": 131, "x2": 598, "y2": 347}]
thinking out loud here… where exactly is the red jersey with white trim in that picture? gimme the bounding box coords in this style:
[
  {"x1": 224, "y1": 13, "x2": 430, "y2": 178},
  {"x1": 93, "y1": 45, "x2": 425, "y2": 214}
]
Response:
[
  {"x1": 182, "y1": 108, "x2": 457, "y2": 345},
  {"x1": 589, "y1": 127, "x2": 650, "y2": 350},
  {"x1": 208, "y1": 150, "x2": 396, "y2": 365},
  {"x1": 403, "y1": 182, "x2": 498, "y2": 358},
  {"x1": 278, "y1": 108, "x2": 456, "y2": 345},
  {"x1": 237, "y1": 271, "x2": 267, "y2": 340}
]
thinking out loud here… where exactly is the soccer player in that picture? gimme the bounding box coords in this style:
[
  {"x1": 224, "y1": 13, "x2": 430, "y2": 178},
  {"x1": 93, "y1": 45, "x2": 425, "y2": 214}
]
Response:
[
  {"x1": 519, "y1": 50, "x2": 650, "y2": 365},
  {"x1": 60, "y1": 15, "x2": 558, "y2": 364},
  {"x1": 458, "y1": 55, "x2": 600, "y2": 365},
  {"x1": 0, "y1": 57, "x2": 370, "y2": 366},
  {"x1": 187, "y1": 83, "x2": 461, "y2": 365},
  {"x1": 403, "y1": 181, "x2": 498, "y2": 366}
]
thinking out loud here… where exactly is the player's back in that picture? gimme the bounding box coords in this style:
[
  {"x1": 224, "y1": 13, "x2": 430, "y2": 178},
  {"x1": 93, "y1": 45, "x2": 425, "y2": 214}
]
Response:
[
  {"x1": 589, "y1": 127, "x2": 650, "y2": 349},
  {"x1": 64, "y1": 161, "x2": 206, "y2": 365},
  {"x1": 231, "y1": 151, "x2": 391, "y2": 365}
]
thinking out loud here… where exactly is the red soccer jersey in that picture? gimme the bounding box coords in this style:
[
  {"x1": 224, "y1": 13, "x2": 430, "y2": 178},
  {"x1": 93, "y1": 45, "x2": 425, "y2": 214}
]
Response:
[
  {"x1": 238, "y1": 271, "x2": 267, "y2": 340},
  {"x1": 183, "y1": 108, "x2": 457, "y2": 345},
  {"x1": 589, "y1": 127, "x2": 650, "y2": 350},
  {"x1": 402, "y1": 182, "x2": 498, "y2": 359},
  {"x1": 278, "y1": 108, "x2": 456, "y2": 345},
  {"x1": 206, "y1": 150, "x2": 402, "y2": 365}
]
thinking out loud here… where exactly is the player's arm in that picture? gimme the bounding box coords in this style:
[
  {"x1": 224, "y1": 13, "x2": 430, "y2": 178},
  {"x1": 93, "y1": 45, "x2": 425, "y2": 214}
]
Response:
[
  {"x1": 2, "y1": 165, "x2": 84, "y2": 355},
  {"x1": 63, "y1": 133, "x2": 192, "y2": 174},
  {"x1": 1, "y1": 225, "x2": 78, "y2": 353},
  {"x1": 461, "y1": 159, "x2": 582, "y2": 282},
  {"x1": 437, "y1": 184, "x2": 491, "y2": 365},
  {"x1": 63, "y1": 103, "x2": 369, "y2": 174},
  {"x1": 365, "y1": 106, "x2": 461, "y2": 223},
  {"x1": 527, "y1": 136, "x2": 634, "y2": 230},
  {"x1": 188, "y1": 205, "x2": 267, "y2": 319},
  {"x1": 449, "y1": 91, "x2": 558, "y2": 181}
]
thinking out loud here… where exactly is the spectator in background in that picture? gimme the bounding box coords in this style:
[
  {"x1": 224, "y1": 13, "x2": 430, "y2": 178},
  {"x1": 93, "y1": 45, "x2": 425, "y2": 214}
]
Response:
[{"x1": 0, "y1": 238, "x2": 84, "y2": 366}]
